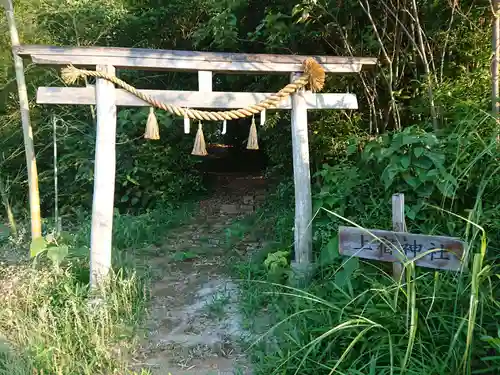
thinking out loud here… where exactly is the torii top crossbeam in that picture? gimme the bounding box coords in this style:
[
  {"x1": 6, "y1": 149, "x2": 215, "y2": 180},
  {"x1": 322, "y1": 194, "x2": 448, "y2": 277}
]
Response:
[{"x1": 14, "y1": 44, "x2": 376, "y2": 73}]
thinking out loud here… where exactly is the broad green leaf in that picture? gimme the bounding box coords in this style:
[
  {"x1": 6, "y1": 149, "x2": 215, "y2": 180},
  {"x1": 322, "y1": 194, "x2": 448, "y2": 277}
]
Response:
[
  {"x1": 416, "y1": 183, "x2": 434, "y2": 197},
  {"x1": 402, "y1": 172, "x2": 419, "y2": 189},
  {"x1": 343, "y1": 257, "x2": 359, "y2": 277},
  {"x1": 362, "y1": 141, "x2": 378, "y2": 160},
  {"x1": 442, "y1": 172, "x2": 458, "y2": 186},
  {"x1": 406, "y1": 207, "x2": 417, "y2": 220},
  {"x1": 384, "y1": 146, "x2": 398, "y2": 160},
  {"x1": 335, "y1": 269, "x2": 349, "y2": 288},
  {"x1": 390, "y1": 154, "x2": 401, "y2": 166},
  {"x1": 320, "y1": 236, "x2": 340, "y2": 265},
  {"x1": 312, "y1": 199, "x2": 323, "y2": 213},
  {"x1": 412, "y1": 157, "x2": 433, "y2": 170},
  {"x1": 400, "y1": 155, "x2": 410, "y2": 170},
  {"x1": 381, "y1": 166, "x2": 398, "y2": 190},
  {"x1": 414, "y1": 147, "x2": 425, "y2": 158},
  {"x1": 402, "y1": 135, "x2": 421, "y2": 145},
  {"x1": 59, "y1": 231, "x2": 73, "y2": 244},
  {"x1": 414, "y1": 167, "x2": 431, "y2": 183},
  {"x1": 347, "y1": 143, "x2": 358, "y2": 156},
  {"x1": 426, "y1": 169, "x2": 440, "y2": 180},
  {"x1": 423, "y1": 133, "x2": 439, "y2": 146},
  {"x1": 30, "y1": 237, "x2": 47, "y2": 258},
  {"x1": 47, "y1": 245, "x2": 69, "y2": 266},
  {"x1": 312, "y1": 199, "x2": 324, "y2": 213},
  {"x1": 425, "y1": 151, "x2": 446, "y2": 169},
  {"x1": 326, "y1": 196, "x2": 339, "y2": 208},
  {"x1": 381, "y1": 134, "x2": 391, "y2": 146},
  {"x1": 436, "y1": 180, "x2": 455, "y2": 198}
]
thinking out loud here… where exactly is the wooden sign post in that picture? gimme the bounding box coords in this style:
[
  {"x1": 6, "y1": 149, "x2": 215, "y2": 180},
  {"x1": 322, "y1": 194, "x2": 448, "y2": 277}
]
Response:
[{"x1": 339, "y1": 193, "x2": 466, "y2": 273}]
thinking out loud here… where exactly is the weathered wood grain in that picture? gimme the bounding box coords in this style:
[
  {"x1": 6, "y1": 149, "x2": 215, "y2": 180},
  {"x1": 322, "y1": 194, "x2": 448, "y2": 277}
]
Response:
[
  {"x1": 14, "y1": 45, "x2": 376, "y2": 73},
  {"x1": 36, "y1": 87, "x2": 359, "y2": 110},
  {"x1": 89, "y1": 65, "x2": 116, "y2": 287},
  {"x1": 392, "y1": 193, "x2": 406, "y2": 279},
  {"x1": 291, "y1": 73, "x2": 312, "y2": 267},
  {"x1": 339, "y1": 226, "x2": 466, "y2": 271}
]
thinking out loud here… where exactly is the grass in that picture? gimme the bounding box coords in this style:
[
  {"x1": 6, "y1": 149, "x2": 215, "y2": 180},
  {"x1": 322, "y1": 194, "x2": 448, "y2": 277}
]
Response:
[
  {"x1": 232, "y1": 180, "x2": 500, "y2": 375},
  {"x1": 204, "y1": 290, "x2": 232, "y2": 319},
  {"x1": 0, "y1": 265, "x2": 145, "y2": 375},
  {"x1": 1, "y1": 118, "x2": 499, "y2": 375},
  {"x1": 0, "y1": 203, "x2": 197, "y2": 375},
  {"x1": 236, "y1": 233, "x2": 499, "y2": 374}
]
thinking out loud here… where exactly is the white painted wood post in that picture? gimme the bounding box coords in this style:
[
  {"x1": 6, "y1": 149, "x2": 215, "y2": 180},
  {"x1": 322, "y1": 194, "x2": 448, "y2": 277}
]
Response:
[
  {"x1": 392, "y1": 193, "x2": 407, "y2": 281},
  {"x1": 90, "y1": 65, "x2": 117, "y2": 288},
  {"x1": 2, "y1": 0, "x2": 42, "y2": 239},
  {"x1": 290, "y1": 73, "x2": 313, "y2": 276},
  {"x1": 198, "y1": 71, "x2": 213, "y2": 92}
]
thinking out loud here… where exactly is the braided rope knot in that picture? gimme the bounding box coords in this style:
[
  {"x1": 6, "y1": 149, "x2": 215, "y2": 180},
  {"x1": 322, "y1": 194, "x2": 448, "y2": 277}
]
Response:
[{"x1": 61, "y1": 57, "x2": 326, "y2": 121}]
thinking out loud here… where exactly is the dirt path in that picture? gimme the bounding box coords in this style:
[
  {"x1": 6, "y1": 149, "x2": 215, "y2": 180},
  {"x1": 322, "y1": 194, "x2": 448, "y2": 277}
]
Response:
[{"x1": 133, "y1": 174, "x2": 267, "y2": 375}]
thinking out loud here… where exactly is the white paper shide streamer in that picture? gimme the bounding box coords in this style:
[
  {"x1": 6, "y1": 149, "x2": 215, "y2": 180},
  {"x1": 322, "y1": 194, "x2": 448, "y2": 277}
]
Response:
[
  {"x1": 260, "y1": 109, "x2": 266, "y2": 126},
  {"x1": 222, "y1": 119, "x2": 227, "y2": 135},
  {"x1": 184, "y1": 109, "x2": 190, "y2": 134}
]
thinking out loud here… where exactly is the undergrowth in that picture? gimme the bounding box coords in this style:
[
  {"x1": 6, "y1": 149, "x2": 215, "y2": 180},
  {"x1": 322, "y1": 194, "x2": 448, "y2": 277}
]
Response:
[
  {"x1": 0, "y1": 204, "x2": 195, "y2": 375},
  {"x1": 236, "y1": 115, "x2": 500, "y2": 375}
]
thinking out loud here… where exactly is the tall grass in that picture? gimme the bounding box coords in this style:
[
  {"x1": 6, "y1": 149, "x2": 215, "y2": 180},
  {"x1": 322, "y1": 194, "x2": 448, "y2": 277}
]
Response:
[
  {"x1": 0, "y1": 203, "x2": 196, "y2": 375},
  {"x1": 238, "y1": 222, "x2": 497, "y2": 374},
  {"x1": 236, "y1": 115, "x2": 500, "y2": 375},
  {"x1": 0, "y1": 264, "x2": 146, "y2": 375}
]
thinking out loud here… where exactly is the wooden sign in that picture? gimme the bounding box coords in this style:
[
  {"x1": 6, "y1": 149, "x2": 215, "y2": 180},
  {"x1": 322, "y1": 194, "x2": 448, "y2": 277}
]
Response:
[{"x1": 338, "y1": 226, "x2": 466, "y2": 271}]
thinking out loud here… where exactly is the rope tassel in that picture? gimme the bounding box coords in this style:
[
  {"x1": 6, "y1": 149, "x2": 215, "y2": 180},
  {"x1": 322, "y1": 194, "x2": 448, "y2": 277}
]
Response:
[
  {"x1": 246, "y1": 116, "x2": 259, "y2": 150},
  {"x1": 191, "y1": 121, "x2": 208, "y2": 156},
  {"x1": 144, "y1": 107, "x2": 160, "y2": 140}
]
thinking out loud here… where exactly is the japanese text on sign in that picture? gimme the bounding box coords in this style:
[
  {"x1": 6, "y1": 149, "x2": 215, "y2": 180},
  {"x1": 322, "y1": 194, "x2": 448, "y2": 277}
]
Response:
[{"x1": 339, "y1": 226, "x2": 465, "y2": 271}]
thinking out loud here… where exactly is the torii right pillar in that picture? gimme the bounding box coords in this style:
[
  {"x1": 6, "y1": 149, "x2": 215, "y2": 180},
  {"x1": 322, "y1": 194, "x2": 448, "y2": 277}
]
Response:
[{"x1": 289, "y1": 72, "x2": 314, "y2": 286}]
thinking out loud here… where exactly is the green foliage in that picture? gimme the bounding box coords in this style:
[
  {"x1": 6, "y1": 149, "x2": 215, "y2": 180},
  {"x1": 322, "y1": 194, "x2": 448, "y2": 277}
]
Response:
[
  {"x1": 0, "y1": 263, "x2": 146, "y2": 375},
  {"x1": 30, "y1": 232, "x2": 70, "y2": 268},
  {"x1": 171, "y1": 251, "x2": 199, "y2": 262},
  {"x1": 238, "y1": 213, "x2": 498, "y2": 375},
  {"x1": 360, "y1": 126, "x2": 457, "y2": 219},
  {"x1": 1, "y1": 0, "x2": 500, "y2": 374},
  {"x1": 264, "y1": 249, "x2": 290, "y2": 273},
  {"x1": 0, "y1": 202, "x2": 198, "y2": 374}
]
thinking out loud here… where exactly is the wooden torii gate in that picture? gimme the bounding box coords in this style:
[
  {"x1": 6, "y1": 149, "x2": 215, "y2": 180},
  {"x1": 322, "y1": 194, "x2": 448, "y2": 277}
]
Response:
[{"x1": 3, "y1": 1, "x2": 376, "y2": 286}]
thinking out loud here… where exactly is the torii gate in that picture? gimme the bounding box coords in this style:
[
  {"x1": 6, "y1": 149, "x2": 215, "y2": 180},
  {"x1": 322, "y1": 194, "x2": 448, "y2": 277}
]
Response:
[{"x1": 3, "y1": 0, "x2": 376, "y2": 286}]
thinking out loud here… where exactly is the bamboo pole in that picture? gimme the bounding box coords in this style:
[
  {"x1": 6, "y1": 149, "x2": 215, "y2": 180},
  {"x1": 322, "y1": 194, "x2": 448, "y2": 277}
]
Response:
[
  {"x1": 2, "y1": 0, "x2": 42, "y2": 239},
  {"x1": 493, "y1": 0, "x2": 500, "y2": 117}
]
